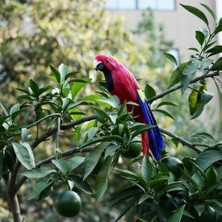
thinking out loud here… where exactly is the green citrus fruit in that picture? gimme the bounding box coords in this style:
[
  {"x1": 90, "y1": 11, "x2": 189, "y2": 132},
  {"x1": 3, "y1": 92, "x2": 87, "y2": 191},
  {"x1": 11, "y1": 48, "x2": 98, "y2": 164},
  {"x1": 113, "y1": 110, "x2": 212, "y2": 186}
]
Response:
[
  {"x1": 121, "y1": 141, "x2": 142, "y2": 158},
  {"x1": 161, "y1": 156, "x2": 184, "y2": 177},
  {"x1": 55, "y1": 191, "x2": 82, "y2": 217}
]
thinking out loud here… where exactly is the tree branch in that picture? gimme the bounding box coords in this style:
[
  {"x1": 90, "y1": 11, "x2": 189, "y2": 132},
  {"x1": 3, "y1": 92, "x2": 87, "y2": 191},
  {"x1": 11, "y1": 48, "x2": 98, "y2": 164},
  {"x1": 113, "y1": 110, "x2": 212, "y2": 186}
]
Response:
[
  {"x1": 30, "y1": 114, "x2": 97, "y2": 149},
  {"x1": 160, "y1": 127, "x2": 202, "y2": 153},
  {"x1": 147, "y1": 71, "x2": 220, "y2": 103}
]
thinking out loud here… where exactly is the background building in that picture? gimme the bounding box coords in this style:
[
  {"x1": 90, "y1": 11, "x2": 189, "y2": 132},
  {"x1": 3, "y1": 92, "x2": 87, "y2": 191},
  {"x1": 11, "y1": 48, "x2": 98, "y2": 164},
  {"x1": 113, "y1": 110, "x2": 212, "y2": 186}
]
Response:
[
  {"x1": 105, "y1": 0, "x2": 221, "y2": 124},
  {"x1": 105, "y1": 0, "x2": 221, "y2": 60}
]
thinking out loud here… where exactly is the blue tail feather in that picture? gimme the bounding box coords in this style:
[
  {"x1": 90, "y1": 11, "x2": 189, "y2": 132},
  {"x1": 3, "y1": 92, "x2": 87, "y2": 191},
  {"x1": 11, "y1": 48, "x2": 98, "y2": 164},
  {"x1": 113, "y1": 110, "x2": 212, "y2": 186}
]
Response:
[{"x1": 137, "y1": 91, "x2": 165, "y2": 160}]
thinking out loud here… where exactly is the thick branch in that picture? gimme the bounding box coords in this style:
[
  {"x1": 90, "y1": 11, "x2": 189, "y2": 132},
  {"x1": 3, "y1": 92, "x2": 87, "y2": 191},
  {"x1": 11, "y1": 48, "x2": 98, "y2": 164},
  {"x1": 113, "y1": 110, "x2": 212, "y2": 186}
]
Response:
[
  {"x1": 160, "y1": 127, "x2": 202, "y2": 153},
  {"x1": 147, "y1": 71, "x2": 220, "y2": 103}
]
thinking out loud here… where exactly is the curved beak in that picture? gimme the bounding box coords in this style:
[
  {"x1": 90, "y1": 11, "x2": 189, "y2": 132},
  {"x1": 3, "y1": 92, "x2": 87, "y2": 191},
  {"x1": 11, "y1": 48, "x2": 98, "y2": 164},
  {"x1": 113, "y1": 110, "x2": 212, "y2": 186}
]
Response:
[{"x1": 93, "y1": 59, "x2": 104, "y2": 71}]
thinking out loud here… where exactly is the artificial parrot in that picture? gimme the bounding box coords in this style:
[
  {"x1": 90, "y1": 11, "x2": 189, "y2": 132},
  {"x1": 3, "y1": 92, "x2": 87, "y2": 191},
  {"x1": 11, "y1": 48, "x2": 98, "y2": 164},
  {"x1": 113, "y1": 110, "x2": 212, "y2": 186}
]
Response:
[{"x1": 93, "y1": 54, "x2": 164, "y2": 160}]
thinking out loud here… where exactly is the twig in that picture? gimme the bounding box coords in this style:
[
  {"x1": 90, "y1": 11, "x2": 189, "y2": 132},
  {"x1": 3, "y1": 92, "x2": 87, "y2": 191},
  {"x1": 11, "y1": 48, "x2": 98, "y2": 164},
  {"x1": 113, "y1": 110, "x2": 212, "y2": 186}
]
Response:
[
  {"x1": 159, "y1": 127, "x2": 202, "y2": 153},
  {"x1": 30, "y1": 114, "x2": 97, "y2": 149},
  {"x1": 147, "y1": 71, "x2": 219, "y2": 103}
]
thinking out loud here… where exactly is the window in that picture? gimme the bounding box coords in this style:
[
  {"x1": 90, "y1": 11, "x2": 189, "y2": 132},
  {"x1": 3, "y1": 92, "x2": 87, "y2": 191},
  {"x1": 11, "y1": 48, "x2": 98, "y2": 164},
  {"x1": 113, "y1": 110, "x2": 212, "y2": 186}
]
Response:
[
  {"x1": 105, "y1": 0, "x2": 176, "y2": 11},
  {"x1": 106, "y1": 0, "x2": 136, "y2": 10}
]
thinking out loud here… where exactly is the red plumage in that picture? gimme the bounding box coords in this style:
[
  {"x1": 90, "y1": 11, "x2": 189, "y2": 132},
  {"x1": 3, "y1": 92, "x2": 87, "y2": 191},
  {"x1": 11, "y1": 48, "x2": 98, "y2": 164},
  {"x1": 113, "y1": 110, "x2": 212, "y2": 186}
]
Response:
[
  {"x1": 94, "y1": 54, "x2": 149, "y2": 154},
  {"x1": 94, "y1": 54, "x2": 164, "y2": 159}
]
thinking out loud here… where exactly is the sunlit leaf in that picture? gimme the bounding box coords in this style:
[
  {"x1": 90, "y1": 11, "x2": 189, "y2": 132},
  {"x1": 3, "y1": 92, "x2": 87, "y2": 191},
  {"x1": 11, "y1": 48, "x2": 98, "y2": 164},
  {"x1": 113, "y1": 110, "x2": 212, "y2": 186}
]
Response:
[
  {"x1": 12, "y1": 142, "x2": 35, "y2": 170},
  {"x1": 181, "y1": 59, "x2": 200, "y2": 95},
  {"x1": 59, "y1": 63, "x2": 68, "y2": 83},
  {"x1": 21, "y1": 166, "x2": 56, "y2": 178}
]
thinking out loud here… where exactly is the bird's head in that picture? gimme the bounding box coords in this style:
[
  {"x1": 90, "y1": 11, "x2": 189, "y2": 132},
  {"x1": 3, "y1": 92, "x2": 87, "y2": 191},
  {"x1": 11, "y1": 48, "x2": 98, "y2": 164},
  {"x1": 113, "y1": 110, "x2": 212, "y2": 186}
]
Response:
[{"x1": 93, "y1": 54, "x2": 119, "y2": 72}]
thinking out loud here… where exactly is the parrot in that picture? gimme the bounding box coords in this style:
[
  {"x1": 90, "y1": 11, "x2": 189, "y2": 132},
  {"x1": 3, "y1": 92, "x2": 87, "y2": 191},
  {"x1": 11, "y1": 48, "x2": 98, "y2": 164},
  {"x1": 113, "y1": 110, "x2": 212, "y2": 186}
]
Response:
[{"x1": 93, "y1": 54, "x2": 164, "y2": 160}]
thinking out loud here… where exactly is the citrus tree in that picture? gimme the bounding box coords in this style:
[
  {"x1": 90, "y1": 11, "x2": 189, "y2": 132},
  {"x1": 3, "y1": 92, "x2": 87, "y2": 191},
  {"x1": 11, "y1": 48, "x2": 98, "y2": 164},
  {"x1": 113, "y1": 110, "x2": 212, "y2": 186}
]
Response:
[{"x1": 0, "y1": 3, "x2": 222, "y2": 222}]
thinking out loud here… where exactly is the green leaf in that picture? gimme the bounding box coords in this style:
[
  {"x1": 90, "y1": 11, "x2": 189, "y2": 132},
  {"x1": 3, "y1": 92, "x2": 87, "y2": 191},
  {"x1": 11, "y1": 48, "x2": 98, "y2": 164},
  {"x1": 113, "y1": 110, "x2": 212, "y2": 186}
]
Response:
[
  {"x1": 215, "y1": 24, "x2": 222, "y2": 35},
  {"x1": 98, "y1": 96, "x2": 120, "y2": 109},
  {"x1": 144, "y1": 84, "x2": 156, "y2": 99},
  {"x1": 82, "y1": 135, "x2": 122, "y2": 149},
  {"x1": 181, "y1": 59, "x2": 200, "y2": 95},
  {"x1": 131, "y1": 124, "x2": 154, "y2": 138},
  {"x1": 199, "y1": 58, "x2": 212, "y2": 71},
  {"x1": 195, "y1": 149, "x2": 222, "y2": 170},
  {"x1": 200, "y1": 3, "x2": 217, "y2": 20},
  {"x1": 83, "y1": 143, "x2": 107, "y2": 180},
  {"x1": 93, "y1": 107, "x2": 112, "y2": 123},
  {"x1": 180, "y1": 4, "x2": 209, "y2": 26},
  {"x1": 21, "y1": 128, "x2": 31, "y2": 142},
  {"x1": 164, "y1": 52, "x2": 178, "y2": 66},
  {"x1": 115, "y1": 168, "x2": 144, "y2": 182},
  {"x1": 66, "y1": 156, "x2": 85, "y2": 172},
  {"x1": 210, "y1": 57, "x2": 222, "y2": 70},
  {"x1": 29, "y1": 79, "x2": 39, "y2": 95},
  {"x1": 192, "y1": 132, "x2": 215, "y2": 145},
  {"x1": 141, "y1": 156, "x2": 155, "y2": 182},
  {"x1": 156, "y1": 101, "x2": 177, "y2": 109},
  {"x1": 21, "y1": 166, "x2": 56, "y2": 178},
  {"x1": 12, "y1": 142, "x2": 35, "y2": 170},
  {"x1": 195, "y1": 31, "x2": 205, "y2": 46},
  {"x1": 51, "y1": 159, "x2": 69, "y2": 175},
  {"x1": 188, "y1": 86, "x2": 204, "y2": 118},
  {"x1": 206, "y1": 165, "x2": 218, "y2": 186},
  {"x1": 58, "y1": 63, "x2": 68, "y2": 83},
  {"x1": 71, "y1": 79, "x2": 90, "y2": 99},
  {"x1": 155, "y1": 109, "x2": 175, "y2": 120},
  {"x1": 168, "y1": 63, "x2": 187, "y2": 88},
  {"x1": 200, "y1": 90, "x2": 213, "y2": 104},
  {"x1": 0, "y1": 101, "x2": 9, "y2": 116},
  {"x1": 188, "y1": 47, "x2": 199, "y2": 52},
  {"x1": 108, "y1": 186, "x2": 141, "y2": 208},
  {"x1": 10, "y1": 103, "x2": 20, "y2": 118},
  {"x1": 168, "y1": 204, "x2": 185, "y2": 222},
  {"x1": 207, "y1": 45, "x2": 222, "y2": 57},
  {"x1": 96, "y1": 156, "x2": 113, "y2": 201},
  {"x1": 68, "y1": 175, "x2": 93, "y2": 194},
  {"x1": 30, "y1": 179, "x2": 54, "y2": 200},
  {"x1": 49, "y1": 64, "x2": 60, "y2": 83}
]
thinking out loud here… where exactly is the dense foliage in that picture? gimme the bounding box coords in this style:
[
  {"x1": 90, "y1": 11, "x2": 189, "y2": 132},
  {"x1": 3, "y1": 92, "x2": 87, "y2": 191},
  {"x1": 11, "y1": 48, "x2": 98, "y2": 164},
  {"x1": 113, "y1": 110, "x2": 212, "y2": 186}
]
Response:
[{"x1": 0, "y1": 2, "x2": 222, "y2": 222}]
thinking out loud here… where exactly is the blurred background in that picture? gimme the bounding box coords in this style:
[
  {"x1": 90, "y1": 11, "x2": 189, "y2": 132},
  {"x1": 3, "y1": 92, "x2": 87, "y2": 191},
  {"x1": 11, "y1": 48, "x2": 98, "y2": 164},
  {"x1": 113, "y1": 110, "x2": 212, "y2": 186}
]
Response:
[{"x1": 0, "y1": 0, "x2": 221, "y2": 221}]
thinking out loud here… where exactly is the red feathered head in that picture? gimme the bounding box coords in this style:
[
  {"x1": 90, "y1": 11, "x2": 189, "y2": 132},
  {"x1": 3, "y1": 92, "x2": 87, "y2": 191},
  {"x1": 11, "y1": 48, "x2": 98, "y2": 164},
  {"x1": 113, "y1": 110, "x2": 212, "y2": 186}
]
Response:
[{"x1": 93, "y1": 54, "x2": 120, "y2": 72}]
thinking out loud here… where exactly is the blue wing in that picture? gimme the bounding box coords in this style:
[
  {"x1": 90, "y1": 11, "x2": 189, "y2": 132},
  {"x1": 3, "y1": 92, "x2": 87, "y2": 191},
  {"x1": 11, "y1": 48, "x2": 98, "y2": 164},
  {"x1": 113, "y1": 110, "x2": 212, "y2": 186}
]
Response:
[{"x1": 137, "y1": 90, "x2": 165, "y2": 160}]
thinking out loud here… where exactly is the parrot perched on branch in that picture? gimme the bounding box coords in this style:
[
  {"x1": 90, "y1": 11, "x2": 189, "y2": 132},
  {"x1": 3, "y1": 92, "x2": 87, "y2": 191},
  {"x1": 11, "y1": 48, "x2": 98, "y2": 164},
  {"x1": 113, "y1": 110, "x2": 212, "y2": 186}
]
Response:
[{"x1": 93, "y1": 54, "x2": 164, "y2": 160}]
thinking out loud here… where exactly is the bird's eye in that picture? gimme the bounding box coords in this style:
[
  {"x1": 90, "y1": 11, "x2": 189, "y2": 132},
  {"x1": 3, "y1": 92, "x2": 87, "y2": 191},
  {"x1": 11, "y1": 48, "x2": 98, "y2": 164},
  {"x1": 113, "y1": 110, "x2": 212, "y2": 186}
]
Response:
[{"x1": 105, "y1": 59, "x2": 109, "y2": 63}]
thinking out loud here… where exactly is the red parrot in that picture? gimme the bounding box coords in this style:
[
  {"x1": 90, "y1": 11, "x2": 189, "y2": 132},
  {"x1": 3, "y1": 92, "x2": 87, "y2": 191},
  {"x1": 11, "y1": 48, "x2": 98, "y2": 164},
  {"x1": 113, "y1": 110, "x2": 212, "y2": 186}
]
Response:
[{"x1": 93, "y1": 54, "x2": 164, "y2": 160}]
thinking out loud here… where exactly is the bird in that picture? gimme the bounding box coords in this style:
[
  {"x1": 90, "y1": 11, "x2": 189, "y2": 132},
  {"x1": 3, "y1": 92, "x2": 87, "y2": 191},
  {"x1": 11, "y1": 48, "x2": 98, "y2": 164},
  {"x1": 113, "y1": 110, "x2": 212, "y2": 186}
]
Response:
[{"x1": 93, "y1": 54, "x2": 164, "y2": 160}]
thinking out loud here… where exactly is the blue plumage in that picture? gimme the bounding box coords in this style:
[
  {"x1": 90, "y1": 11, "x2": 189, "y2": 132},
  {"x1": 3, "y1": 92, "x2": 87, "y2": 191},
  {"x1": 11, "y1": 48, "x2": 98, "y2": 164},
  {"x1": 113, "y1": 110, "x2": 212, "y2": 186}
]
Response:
[{"x1": 137, "y1": 91, "x2": 165, "y2": 160}]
